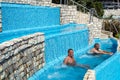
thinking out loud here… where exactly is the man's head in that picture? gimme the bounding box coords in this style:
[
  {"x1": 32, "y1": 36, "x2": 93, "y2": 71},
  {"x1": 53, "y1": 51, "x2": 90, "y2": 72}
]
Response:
[
  {"x1": 94, "y1": 43, "x2": 100, "y2": 50},
  {"x1": 68, "y1": 49, "x2": 74, "y2": 58}
]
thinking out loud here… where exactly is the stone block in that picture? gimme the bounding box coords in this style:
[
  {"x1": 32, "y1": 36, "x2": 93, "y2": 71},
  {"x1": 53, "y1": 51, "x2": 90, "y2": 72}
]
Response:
[
  {"x1": 0, "y1": 71, "x2": 6, "y2": 80},
  {"x1": 9, "y1": 73, "x2": 14, "y2": 80},
  {"x1": 0, "y1": 65, "x2": 2, "y2": 73},
  {"x1": 2, "y1": 63, "x2": 6, "y2": 71},
  {"x1": 8, "y1": 65, "x2": 14, "y2": 74}
]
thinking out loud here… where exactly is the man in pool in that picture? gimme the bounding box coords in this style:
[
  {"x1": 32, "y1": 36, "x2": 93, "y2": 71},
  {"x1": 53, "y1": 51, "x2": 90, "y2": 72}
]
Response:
[
  {"x1": 63, "y1": 49, "x2": 90, "y2": 69},
  {"x1": 90, "y1": 43, "x2": 113, "y2": 55}
]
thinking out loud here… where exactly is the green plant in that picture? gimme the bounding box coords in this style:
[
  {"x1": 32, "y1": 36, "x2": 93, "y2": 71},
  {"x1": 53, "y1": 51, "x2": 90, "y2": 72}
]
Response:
[
  {"x1": 93, "y1": 2, "x2": 104, "y2": 17},
  {"x1": 115, "y1": 33, "x2": 120, "y2": 39}
]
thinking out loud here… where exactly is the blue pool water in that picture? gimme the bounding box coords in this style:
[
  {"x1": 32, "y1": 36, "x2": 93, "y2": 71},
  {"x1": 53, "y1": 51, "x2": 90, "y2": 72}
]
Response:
[{"x1": 34, "y1": 54, "x2": 111, "y2": 80}]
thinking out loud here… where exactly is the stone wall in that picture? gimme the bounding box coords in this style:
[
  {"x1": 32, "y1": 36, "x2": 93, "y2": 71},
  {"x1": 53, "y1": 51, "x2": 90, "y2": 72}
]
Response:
[
  {"x1": 76, "y1": 11, "x2": 90, "y2": 24},
  {"x1": 1, "y1": 0, "x2": 52, "y2": 6},
  {"x1": 88, "y1": 21, "x2": 103, "y2": 44},
  {"x1": 60, "y1": 5, "x2": 77, "y2": 24},
  {"x1": 50, "y1": 4, "x2": 78, "y2": 24},
  {"x1": 0, "y1": 32, "x2": 45, "y2": 80},
  {"x1": 104, "y1": 9, "x2": 120, "y2": 17}
]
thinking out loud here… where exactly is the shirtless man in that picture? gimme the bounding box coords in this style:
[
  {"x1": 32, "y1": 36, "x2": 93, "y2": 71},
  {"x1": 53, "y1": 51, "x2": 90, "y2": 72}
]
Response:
[
  {"x1": 90, "y1": 43, "x2": 113, "y2": 55},
  {"x1": 63, "y1": 49, "x2": 90, "y2": 69}
]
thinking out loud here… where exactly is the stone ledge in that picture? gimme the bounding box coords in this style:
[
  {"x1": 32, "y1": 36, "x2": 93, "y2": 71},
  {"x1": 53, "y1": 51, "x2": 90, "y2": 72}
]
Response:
[
  {"x1": 83, "y1": 69, "x2": 96, "y2": 80},
  {"x1": 0, "y1": 26, "x2": 1, "y2": 32}
]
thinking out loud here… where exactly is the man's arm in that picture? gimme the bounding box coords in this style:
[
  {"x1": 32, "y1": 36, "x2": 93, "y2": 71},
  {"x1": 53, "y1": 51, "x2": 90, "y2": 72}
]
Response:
[
  {"x1": 99, "y1": 50, "x2": 113, "y2": 55},
  {"x1": 64, "y1": 58, "x2": 68, "y2": 65}
]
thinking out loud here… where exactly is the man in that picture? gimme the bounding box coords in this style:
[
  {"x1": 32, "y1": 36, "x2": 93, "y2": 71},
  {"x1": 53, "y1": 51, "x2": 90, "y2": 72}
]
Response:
[
  {"x1": 90, "y1": 43, "x2": 113, "y2": 55},
  {"x1": 63, "y1": 49, "x2": 90, "y2": 69}
]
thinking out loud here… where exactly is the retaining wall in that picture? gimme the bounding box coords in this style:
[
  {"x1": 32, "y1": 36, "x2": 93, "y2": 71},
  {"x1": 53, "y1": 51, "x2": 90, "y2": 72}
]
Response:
[
  {"x1": 104, "y1": 9, "x2": 120, "y2": 17},
  {"x1": 0, "y1": 32, "x2": 45, "y2": 80}
]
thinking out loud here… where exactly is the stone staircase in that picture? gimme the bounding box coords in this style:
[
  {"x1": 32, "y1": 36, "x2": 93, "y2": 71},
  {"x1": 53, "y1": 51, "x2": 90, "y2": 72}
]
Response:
[{"x1": 101, "y1": 30, "x2": 113, "y2": 39}]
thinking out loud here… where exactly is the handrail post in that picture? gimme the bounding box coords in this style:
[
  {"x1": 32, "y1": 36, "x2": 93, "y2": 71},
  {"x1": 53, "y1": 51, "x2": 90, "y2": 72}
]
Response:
[
  {"x1": 67, "y1": 0, "x2": 68, "y2": 5},
  {"x1": 89, "y1": 8, "x2": 94, "y2": 23},
  {"x1": 64, "y1": 0, "x2": 66, "y2": 4},
  {"x1": 60, "y1": 0, "x2": 62, "y2": 4},
  {"x1": 73, "y1": 0, "x2": 74, "y2": 5}
]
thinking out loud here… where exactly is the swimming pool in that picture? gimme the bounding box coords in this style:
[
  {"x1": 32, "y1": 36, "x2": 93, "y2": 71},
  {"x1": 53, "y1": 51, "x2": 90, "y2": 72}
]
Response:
[{"x1": 0, "y1": 2, "x2": 119, "y2": 80}]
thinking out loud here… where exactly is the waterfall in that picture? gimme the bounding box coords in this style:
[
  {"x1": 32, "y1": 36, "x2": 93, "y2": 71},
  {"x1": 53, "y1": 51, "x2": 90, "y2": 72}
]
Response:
[{"x1": 45, "y1": 29, "x2": 89, "y2": 64}]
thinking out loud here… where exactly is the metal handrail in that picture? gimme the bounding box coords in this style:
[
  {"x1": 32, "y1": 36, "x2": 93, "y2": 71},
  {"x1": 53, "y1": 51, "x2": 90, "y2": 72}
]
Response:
[
  {"x1": 69, "y1": 0, "x2": 102, "y2": 23},
  {"x1": 70, "y1": 0, "x2": 90, "y2": 11}
]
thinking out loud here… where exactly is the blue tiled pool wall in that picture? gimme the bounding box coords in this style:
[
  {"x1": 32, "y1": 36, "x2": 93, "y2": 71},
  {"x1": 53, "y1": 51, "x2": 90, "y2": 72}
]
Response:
[
  {"x1": 94, "y1": 53, "x2": 120, "y2": 80},
  {"x1": 1, "y1": 2, "x2": 60, "y2": 31}
]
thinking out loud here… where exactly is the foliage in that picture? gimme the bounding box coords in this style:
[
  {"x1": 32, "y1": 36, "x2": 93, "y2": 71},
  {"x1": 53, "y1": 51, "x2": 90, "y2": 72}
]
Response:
[
  {"x1": 115, "y1": 33, "x2": 120, "y2": 39},
  {"x1": 93, "y1": 2, "x2": 104, "y2": 17},
  {"x1": 76, "y1": 0, "x2": 104, "y2": 17}
]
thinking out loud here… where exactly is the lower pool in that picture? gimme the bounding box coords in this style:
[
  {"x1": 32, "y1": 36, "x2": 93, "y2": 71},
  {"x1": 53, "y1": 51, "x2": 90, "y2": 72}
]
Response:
[{"x1": 29, "y1": 38, "x2": 118, "y2": 80}]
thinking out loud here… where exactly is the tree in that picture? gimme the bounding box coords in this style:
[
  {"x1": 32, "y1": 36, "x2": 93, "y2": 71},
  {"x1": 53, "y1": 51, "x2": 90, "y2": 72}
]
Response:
[{"x1": 76, "y1": 0, "x2": 104, "y2": 17}]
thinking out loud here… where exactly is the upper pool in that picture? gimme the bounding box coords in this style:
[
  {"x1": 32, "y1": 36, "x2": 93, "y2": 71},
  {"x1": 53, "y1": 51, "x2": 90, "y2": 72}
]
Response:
[{"x1": 0, "y1": 2, "x2": 87, "y2": 43}]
